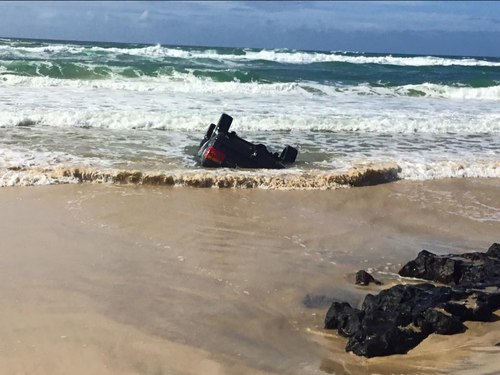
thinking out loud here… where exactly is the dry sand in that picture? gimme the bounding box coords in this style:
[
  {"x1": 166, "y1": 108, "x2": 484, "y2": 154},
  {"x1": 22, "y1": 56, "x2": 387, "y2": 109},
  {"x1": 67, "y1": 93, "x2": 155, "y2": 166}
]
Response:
[{"x1": 0, "y1": 178, "x2": 499, "y2": 375}]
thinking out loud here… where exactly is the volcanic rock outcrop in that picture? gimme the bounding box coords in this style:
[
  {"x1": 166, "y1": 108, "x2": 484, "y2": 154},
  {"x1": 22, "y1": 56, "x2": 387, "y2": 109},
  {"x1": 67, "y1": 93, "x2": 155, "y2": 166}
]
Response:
[
  {"x1": 398, "y1": 243, "x2": 500, "y2": 285},
  {"x1": 324, "y1": 244, "x2": 500, "y2": 357},
  {"x1": 355, "y1": 270, "x2": 382, "y2": 286}
]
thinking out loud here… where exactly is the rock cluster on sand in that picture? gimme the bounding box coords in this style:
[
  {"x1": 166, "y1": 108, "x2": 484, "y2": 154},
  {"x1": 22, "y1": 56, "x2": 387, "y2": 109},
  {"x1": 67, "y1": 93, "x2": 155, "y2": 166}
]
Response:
[
  {"x1": 399, "y1": 243, "x2": 500, "y2": 285},
  {"x1": 324, "y1": 244, "x2": 500, "y2": 358},
  {"x1": 355, "y1": 270, "x2": 382, "y2": 286}
]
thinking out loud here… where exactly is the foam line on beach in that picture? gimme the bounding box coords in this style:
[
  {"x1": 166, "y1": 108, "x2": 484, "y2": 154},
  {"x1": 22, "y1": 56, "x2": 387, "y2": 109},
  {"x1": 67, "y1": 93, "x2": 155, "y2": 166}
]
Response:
[
  {"x1": 3, "y1": 160, "x2": 500, "y2": 189},
  {"x1": 0, "y1": 164, "x2": 400, "y2": 189}
]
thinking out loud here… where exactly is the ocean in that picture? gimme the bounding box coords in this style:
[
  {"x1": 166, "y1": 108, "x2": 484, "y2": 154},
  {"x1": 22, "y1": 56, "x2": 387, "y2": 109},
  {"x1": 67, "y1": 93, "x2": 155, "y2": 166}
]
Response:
[{"x1": 1, "y1": 37, "x2": 500, "y2": 188}]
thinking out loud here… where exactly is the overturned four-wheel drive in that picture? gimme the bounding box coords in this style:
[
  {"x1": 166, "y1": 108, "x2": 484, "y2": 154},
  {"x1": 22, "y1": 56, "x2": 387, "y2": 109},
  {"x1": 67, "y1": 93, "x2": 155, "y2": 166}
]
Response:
[{"x1": 197, "y1": 114, "x2": 298, "y2": 169}]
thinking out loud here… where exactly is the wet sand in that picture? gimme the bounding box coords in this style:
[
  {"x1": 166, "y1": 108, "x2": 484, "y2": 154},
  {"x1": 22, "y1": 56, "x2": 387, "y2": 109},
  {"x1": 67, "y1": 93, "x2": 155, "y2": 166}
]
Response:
[{"x1": 0, "y1": 179, "x2": 499, "y2": 374}]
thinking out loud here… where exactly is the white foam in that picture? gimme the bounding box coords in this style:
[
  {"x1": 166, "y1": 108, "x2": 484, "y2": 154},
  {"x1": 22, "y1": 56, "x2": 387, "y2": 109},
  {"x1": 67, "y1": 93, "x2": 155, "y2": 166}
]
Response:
[
  {"x1": 1, "y1": 43, "x2": 500, "y2": 67},
  {"x1": 392, "y1": 83, "x2": 500, "y2": 101},
  {"x1": 2, "y1": 67, "x2": 500, "y2": 138},
  {"x1": 230, "y1": 50, "x2": 500, "y2": 67},
  {"x1": 399, "y1": 160, "x2": 500, "y2": 180},
  {"x1": 2, "y1": 108, "x2": 500, "y2": 134},
  {"x1": 311, "y1": 82, "x2": 500, "y2": 101},
  {"x1": 0, "y1": 73, "x2": 303, "y2": 95},
  {"x1": 2, "y1": 73, "x2": 500, "y2": 102},
  {"x1": 0, "y1": 169, "x2": 78, "y2": 187}
]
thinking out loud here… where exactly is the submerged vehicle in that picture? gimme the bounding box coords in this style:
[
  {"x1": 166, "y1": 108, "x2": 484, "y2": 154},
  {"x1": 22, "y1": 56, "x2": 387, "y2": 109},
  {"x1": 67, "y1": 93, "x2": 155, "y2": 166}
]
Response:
[{"x1": 197, "y1": 114, "x2": 298, "y2": 169}]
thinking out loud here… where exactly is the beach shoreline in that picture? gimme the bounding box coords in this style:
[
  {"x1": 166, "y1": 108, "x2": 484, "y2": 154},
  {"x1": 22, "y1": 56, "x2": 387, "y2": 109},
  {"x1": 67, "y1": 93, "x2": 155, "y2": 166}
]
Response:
[{"x1": 1, "y1": 178, "x2": 499, "y2": 374}]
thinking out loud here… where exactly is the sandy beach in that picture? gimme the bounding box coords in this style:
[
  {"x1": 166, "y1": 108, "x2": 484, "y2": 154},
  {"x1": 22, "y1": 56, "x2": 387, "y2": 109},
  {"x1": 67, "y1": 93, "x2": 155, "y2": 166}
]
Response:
[{"x1": 1, "y1": 179, "x2": 499, "y2": 375}]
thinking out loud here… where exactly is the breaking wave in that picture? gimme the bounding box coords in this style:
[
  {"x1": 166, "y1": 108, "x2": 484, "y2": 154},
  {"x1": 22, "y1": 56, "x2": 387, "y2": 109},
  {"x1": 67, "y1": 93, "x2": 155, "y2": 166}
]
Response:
[
  {"x1": 0, "y1": 73, "x2": 303, "y2": 95},
  {"x1": 2, "y1": 160, "x2": 500, "y2": 189},
  {"x1": 2, "y1": 108, "x2": 500, "y2": 133},
  {"x1": 2, "y1": 73, "x2": 500, "y2": 101},
  {"x1": 0, "y1": 164, "x2": 400, "y2": 189},
  {"x1": 398, "y1": 160, "x2": 500, "y2": 180},
  {"x1": 1, "y1": 43, "x2": 500, "y2": 67}
]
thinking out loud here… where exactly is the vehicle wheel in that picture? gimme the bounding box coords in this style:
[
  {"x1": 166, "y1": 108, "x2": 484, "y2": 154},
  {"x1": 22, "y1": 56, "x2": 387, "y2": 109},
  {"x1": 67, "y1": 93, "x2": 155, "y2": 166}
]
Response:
[
  {"x1": 199, "y1": 123, "x2": 216, "y2": 147},
  {"x1": 280, "y1": 146, "x2": 298, "y2": 163},
  {"x1": 216, "y1": 113, "x2": 233, "y2": 133}
]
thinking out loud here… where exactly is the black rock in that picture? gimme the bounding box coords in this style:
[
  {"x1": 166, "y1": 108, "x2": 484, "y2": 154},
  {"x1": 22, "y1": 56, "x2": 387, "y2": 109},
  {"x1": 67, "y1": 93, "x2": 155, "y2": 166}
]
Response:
[
  {"x1": 324, "y1": 302, "x2": 364, "y2": 337},
  {"x1": 355, "y1": 270, "x2": 382, "y2": 286},
  {"x1": 496, "y1": 342, "x2": 500, "y2": 347},
  {"x1": 399, "y1": 244, "x2": 500, "y2": 285},
  {"x1": 324, "y1": 283, "x2": 500, "y2": 358},
  {"x1": 345, "y1": 320, "x2": 428, "y2": 358},
  {"x1": 487, "y1": 243, "x2": 500, "y2": 258},
  {"x1": 419, "y1": 308, "x2": 466, "y2": 335}
]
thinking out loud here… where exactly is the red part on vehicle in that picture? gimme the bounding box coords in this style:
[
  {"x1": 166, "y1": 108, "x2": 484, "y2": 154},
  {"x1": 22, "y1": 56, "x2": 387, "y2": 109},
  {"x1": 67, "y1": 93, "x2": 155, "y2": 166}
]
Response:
[{"x1": 204, "y1": 146, "x2": 226, "y2": 164}]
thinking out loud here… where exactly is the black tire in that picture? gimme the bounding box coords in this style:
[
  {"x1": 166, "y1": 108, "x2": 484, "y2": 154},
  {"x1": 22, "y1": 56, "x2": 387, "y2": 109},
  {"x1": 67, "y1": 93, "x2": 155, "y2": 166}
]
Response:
[
  {"x1": 216, "y1": 113, "x2": 233, "y2": 133},
  {"x1": 280, "y1": 146, "x2": 298, "y2": 163},
  {"x1": 199, "y1": 123, "x2": 216, "y2": 147},
  {"x1": 205, "y1": 123, "x2": 216, "y2": 139}
]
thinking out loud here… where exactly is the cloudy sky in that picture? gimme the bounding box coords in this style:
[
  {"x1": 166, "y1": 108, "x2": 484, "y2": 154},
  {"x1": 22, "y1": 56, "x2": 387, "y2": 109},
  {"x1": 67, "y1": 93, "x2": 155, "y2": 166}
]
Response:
[{"x1": 1, "y1": 1, "x2": 499, "y2": 56}]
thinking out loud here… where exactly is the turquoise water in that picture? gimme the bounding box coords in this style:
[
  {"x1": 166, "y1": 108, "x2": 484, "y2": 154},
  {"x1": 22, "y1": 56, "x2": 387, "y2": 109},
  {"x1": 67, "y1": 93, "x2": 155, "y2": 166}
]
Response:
[
  {"x1": 1, "y1": 37, "x2": 500, "y2": 187},
  {"x1": 2, "y1": 38, "x2": 500, "y2": 87}
]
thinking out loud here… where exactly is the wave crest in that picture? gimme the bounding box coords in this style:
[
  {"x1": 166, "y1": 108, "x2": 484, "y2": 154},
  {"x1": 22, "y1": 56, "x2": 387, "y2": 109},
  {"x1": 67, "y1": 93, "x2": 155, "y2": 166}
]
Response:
[
  {"x1": 0, "y1": 164, "x2": 400, "y2": 189},
  {"x1": 2, "y1": 73, "x2": 500, "y2": 101},
  {"x1": 1, "y1": 43, "x2": 500, "y2": 67},
  {"x1": 3, "y1": 162, "x2": 500, "y2": 189}
]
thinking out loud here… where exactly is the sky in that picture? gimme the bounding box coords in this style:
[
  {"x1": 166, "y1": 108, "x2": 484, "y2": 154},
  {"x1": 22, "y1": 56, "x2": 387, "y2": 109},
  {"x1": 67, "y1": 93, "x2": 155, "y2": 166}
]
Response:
[{"x1": 1, "y1": 1, "x2": 500, "y2": 57}]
